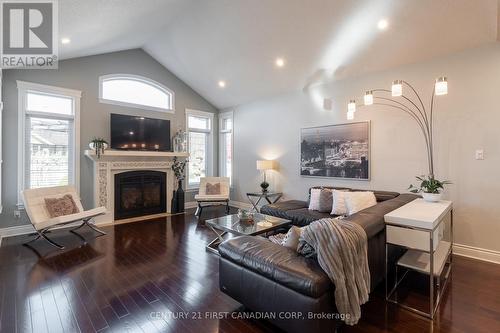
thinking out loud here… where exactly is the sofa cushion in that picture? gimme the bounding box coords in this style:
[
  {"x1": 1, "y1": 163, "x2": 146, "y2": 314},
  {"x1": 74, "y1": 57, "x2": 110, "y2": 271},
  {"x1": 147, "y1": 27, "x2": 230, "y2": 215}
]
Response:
[
  {"x1": 352, "y1": 189, "x2": 400, "y2": 202},
  {"x1": 285, "y1": 208, "x2": 334, "y2": 227},
  {"x1": 308, "y1": 189, "x2": 321, "y2": 210},
  {"x1": 317, "y1": 189, "x2": 333, "y2": 213},
  {"x1": 310, "y1": 187, "x2": 399, "y2": 203},
  {"x1": 219, "y1": 236, "x2": 331, "y2": 298},
  {"x1": 331, "y1": 189, "x2": 349, "y2": 215},
  {"x1": 342, "y1": 193, "x2": 419, "y2": 238},
  {"x1": 308, "y1": 186, "x2": 351, "y2": 205},
  {"x1": 344, "y1": 191, "x2": 377, "y2": 215},
  {"x1": 282, "y1": 226, "x2": 302, "y2": 250},
  {"x1": 260, "y1": 200, "x2": 307, "y2": 219}
]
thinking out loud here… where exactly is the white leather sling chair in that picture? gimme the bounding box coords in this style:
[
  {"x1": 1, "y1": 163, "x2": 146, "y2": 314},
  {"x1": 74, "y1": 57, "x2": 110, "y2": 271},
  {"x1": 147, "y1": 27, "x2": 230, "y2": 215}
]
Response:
[
  {"x1": 22, "y1": 185, "x2": 107, "y2": 249},
  {"x1": 195, "y1": 177, "x2": 230, "y2": 217}
]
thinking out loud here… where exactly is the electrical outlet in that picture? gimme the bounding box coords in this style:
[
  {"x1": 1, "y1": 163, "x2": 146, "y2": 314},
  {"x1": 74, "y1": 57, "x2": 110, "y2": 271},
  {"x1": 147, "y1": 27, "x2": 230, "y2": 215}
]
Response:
[
  {"x1": 475, "y1": 149, "x2": 484, "y2": 160},
  {"x1": 14, "y1": 210, "x2": 21, "y2": 218}
]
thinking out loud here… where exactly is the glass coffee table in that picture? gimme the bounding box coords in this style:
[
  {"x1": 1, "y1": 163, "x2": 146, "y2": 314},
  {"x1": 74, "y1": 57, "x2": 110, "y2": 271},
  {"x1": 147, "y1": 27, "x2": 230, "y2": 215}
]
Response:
[{"x1": 205, "y1": 213, "x2": 291, "y2": 254}]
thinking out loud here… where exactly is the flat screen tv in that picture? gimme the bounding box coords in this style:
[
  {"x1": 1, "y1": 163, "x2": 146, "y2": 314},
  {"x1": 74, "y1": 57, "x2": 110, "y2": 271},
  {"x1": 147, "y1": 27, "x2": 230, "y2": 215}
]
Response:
[{"x1": 110, "y1": 113, "x2": 171, "y2": 151}]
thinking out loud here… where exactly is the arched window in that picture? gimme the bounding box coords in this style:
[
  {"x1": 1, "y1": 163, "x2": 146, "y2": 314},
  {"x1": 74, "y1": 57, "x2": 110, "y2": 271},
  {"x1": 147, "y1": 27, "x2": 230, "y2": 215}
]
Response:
[{"x1": 99, "y1": 74, "x2": 174, "y2": 113}]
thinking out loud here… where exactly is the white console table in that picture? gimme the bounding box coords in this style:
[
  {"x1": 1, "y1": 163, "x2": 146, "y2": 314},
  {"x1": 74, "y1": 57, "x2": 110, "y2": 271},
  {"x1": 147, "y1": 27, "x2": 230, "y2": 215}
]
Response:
[{"x1": 384, "y1": 198, "x2": 453, "y2": 319}]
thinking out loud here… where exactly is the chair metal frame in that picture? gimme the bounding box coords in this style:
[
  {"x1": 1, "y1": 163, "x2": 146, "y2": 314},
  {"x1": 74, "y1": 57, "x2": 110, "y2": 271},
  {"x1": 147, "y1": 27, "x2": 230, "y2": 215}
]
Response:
[{"x1": 24, "y1": 216, "x2": 107, "y2": 250}]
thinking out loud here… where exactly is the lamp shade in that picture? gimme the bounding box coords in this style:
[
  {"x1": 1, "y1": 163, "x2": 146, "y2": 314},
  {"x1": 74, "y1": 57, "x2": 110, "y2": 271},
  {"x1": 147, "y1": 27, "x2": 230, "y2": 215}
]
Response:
[
  {"x1": 392, "y1": 80, "x2": 403, "y2": 97},
  {"x1": 364, "y1": 91, "x2": 374, "y2": 105},
  {"x1": 256, "y1": 160, "x2": 276, "y2": 170},
  {"x1": 347, "y1": 100, "x2": 356, "y2": 113},
  {"x1": 435, "y1": 77, "x2": 448, "y2": 96}
]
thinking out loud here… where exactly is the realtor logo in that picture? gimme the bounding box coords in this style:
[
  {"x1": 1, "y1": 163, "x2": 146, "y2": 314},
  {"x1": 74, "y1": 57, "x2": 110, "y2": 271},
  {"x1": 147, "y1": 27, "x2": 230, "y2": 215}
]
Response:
[{"x1": 1, "y1": 0, "x2": 58, "y2": 68}]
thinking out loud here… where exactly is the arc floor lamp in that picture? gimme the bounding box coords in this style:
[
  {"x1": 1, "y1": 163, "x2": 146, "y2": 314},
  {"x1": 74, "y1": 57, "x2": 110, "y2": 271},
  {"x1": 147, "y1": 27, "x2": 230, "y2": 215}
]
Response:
[{"x1": 346, "y1": 77, "x2": 448, "y2": 177}]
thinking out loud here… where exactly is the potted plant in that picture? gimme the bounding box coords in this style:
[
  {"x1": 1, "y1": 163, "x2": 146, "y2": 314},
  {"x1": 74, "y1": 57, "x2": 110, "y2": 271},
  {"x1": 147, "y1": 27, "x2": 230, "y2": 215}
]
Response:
[
  {"x1": 89, "y1": 137, "x2": 108, "y2": 159},
  {"x1": 171, "y1": 157, "x2": 188, "y2": 213},
  {"x1": 408, "y1": 175, "x2": 451, "y2": 202}
]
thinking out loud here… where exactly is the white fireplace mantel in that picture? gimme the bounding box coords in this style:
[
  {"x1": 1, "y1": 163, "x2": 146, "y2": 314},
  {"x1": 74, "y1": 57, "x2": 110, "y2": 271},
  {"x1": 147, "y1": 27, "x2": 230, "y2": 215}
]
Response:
[
  {"x1": 85, "y1": 150, "x2": 189, "y2": 161},
  {"x1": 85, "y1": 149, "x2": 188, "y2": 224}
]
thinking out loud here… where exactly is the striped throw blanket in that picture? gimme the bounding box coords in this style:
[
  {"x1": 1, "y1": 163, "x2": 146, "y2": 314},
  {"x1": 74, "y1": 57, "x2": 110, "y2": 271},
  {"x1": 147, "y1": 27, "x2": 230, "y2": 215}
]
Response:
[{"x1": 299, "y1": 218, "x2": 370, "y2": 325}]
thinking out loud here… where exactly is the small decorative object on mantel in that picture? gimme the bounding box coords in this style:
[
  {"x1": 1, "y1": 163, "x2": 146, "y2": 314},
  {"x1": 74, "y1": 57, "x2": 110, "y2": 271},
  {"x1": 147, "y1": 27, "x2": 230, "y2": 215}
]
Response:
[
  {"x1": 172, "y1": 128, "x2": 188, "y2": 153},
  {"x1": 408, "y1": 175, "x2": 451, "y2": 202},
  {"x1": 171, "y1": 156, "x2": 188, "y2": 213},
  {"x1": 89, "y1": 137, "x2": 108, "y2": 159},
  {"x1": 256, "y1": 160, "x2": 277, "y2": 193}
]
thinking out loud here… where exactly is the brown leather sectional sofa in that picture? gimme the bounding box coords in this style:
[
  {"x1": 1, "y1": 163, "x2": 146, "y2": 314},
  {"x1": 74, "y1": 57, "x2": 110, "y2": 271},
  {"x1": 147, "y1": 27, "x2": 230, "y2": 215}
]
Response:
[{"x1": 218, "y1": 187, "x2": 419, "y2": 333}]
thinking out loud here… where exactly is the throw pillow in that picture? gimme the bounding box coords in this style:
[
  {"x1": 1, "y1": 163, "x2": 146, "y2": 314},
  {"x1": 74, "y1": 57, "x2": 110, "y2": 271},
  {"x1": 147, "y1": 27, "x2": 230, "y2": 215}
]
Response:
[
  {"x1": 281, "y1": 226, "x2": 302, "y2": 250},
  {"x1": 206, "y1": 182, "x2": 221, "y2": 195},
  {"x1": 308, "y1": 188, "x2": 321, "y2": 210},
  {"x1": 344, "y1": 191, "x2": 377, "y2": 215},
  {"x1": 297, "y1": 239, "x2": 317, "y2": 259},
  {"x1": 45, "y1": 194, "x2": 79, "y2": 218},
  {"x1": 317, "y1": 189, "x2": 333, "y2": 213},
  {"x1": 330, "y1": 189, "x2": 350, "y2": 216}
]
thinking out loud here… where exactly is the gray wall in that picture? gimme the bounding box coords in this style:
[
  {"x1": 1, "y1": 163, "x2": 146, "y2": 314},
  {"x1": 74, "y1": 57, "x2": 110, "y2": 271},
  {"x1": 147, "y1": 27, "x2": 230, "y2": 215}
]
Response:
[
  {"x1": 227, "y1": 43, "x2": 500, "y2": 253},
  {"x1": 1, "y1": 49, "x2": 218, "y2": 228}
]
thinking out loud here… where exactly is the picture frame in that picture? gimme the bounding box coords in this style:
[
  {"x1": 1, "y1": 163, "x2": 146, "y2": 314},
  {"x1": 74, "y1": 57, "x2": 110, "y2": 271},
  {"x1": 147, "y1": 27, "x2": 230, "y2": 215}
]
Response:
[{"x1": 300, "y1": 121, "x2": 370, "y2": 180}]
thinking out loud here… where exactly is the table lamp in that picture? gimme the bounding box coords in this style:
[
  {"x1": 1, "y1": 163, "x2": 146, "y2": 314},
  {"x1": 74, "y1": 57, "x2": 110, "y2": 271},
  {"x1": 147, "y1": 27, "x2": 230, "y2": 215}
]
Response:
[{"x1": 256, "y1": 160, "x2": 276, "y2": 193}]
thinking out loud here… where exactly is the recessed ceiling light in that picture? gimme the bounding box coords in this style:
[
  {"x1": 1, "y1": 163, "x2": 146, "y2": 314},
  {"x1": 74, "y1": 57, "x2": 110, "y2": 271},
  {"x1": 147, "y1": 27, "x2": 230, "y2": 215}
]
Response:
[
  {"x1": 218, "y1": 80, "x2": 226, "y2": 88},
  {"x1": 275, "y1": 58, "x2": 285, "y2": 67},
  {"x1": 377, "y1": 19, "x2": 389, "y2": 30},
  {"x1": 61, "y1": 38, "x2": 71, "y2": 44}
]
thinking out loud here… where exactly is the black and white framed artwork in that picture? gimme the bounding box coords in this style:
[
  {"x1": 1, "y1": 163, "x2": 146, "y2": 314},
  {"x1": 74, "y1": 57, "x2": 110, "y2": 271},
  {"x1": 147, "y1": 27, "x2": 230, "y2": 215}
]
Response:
[{"x1": 300, "y1": 121, "x2": 370, "y2": 180}]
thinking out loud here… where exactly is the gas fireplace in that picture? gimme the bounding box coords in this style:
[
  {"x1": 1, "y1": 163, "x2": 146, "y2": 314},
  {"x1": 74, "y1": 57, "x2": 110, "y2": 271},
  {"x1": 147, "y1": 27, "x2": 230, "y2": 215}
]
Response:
[{"x1": 114, "y1": 170, "x2": 166, "y2": 220}]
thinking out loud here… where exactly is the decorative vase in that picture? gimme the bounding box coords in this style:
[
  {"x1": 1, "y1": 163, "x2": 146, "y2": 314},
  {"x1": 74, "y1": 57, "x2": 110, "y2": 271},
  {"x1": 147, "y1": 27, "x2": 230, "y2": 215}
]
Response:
[
  {"x1": 422, "y1": 192, "x2": 442, "y2": 202},
  {"x1": 175, "y1": 180, "x2": 185, "y2": 213},
  {"x1": 171, "y1": 190, "x2": 179, "y2": 213}
]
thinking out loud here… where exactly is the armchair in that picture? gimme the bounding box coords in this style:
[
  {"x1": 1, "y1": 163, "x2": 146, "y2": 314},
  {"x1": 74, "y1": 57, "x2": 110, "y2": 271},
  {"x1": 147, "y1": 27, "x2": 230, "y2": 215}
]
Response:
[
  {"x1": 194, "y1": 177, "x2": 230, "y2": 217},
  {"x1": 22, "y1": 185, "x2": 107, "y2": 249}
]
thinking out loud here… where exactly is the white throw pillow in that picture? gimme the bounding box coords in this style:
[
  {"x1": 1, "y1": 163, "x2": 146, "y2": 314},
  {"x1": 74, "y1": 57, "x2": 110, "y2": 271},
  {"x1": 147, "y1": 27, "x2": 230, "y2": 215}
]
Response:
[
  {"x1": 281, "y1": 226, "x2": 302, "y2": 250},
  {"x1": 344, "y1": 191, "x2": 377, "y2": 215},
  {"x1": 308, "y1": 188, "x2": 321, "y2": 210},
  {"x1": 330, "y1": 190, "x2": 349, "y2": 216}
]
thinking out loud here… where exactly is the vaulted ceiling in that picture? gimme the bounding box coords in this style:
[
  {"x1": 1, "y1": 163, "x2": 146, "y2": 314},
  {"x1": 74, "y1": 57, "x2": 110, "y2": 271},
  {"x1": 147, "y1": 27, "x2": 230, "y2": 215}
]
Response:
[{"x1": 60, "y1": 0, "x2": 499, "y2": 109}]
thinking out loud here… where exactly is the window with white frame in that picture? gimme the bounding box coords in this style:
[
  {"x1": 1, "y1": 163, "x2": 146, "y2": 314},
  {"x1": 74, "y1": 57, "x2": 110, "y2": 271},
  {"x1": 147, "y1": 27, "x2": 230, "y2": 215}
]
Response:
[
  {"x1": 99, "y1": 74, "x2": 174, "y2": 113},
  {"x1": 186, "y1": 109, "x2": 214, "y2": 188},
  {"x1": 17, "y1": 81, "x2": 81, "y2": 202},
  {"x1": 219, "y1": 111, "x2": 233, "y2": 183}
]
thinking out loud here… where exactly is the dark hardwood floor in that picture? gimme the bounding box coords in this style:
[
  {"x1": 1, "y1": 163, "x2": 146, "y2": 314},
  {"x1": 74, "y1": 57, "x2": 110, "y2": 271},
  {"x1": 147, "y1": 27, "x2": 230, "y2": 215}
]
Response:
[{"x1": 0, "y1": 207, "x2": 499, "y2": 333}]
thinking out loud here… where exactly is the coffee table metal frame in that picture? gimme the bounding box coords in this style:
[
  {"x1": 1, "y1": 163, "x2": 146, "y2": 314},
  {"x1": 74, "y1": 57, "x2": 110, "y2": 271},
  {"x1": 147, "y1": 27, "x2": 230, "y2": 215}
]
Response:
[
  {"x1": 205, "y1": 214, "x2": 291, "y2": 254},
  {"x1": 246, "y1": 192, "x2": 283, "y2": 212}
]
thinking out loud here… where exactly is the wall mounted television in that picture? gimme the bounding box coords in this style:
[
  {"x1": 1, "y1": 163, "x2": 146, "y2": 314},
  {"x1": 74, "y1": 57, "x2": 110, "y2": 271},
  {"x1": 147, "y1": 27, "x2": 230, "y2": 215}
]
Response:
[{"x1": 110, "y1": 113, "x2": 171, "y2": 151}]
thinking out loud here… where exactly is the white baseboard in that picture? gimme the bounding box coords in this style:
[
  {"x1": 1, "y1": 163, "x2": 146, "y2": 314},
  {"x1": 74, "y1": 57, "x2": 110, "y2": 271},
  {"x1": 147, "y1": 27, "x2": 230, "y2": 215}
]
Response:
[
  {"x1": 185, "y1": 201, "x2": 198, "y2": 209},
  {"x1": 453, "y1": 243, "x2": 500, "y2": 265}
]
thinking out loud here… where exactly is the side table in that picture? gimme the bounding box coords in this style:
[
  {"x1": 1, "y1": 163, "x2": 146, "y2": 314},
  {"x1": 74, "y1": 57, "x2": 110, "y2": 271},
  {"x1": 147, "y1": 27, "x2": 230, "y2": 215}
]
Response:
[
  {"x1": 384, "y1": 198, "x2": 453, "y2": 319},
  {"x1": 246, "y1": 192, "x2": 283, "y2": 212}
]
